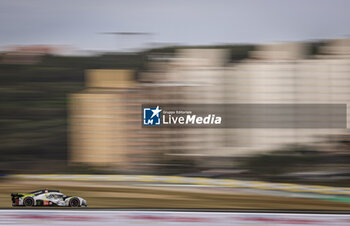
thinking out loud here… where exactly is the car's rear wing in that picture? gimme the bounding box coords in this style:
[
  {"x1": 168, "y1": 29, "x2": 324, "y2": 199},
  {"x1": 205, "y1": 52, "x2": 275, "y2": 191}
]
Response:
[
  {"x1": 11, "y1": 193, "x2": 23, "y2": 202},
  {"x1": 11, "y1": 193, "x2": 23, "y2": 197}
]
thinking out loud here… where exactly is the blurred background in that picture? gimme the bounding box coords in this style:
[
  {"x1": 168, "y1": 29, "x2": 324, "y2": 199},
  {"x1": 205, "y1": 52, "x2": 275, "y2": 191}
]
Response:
[{"x1": 1, "y1": 0, "x2": 350, "y2": 210}]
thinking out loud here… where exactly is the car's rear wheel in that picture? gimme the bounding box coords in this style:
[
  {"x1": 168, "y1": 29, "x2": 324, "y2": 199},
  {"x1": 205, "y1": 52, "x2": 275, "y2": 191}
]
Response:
[
  {"x1": 23, "y1": 197, "x2": 34, "y2": 207},
  {"x1": 69, "y1": 198, "x2": 80, "y2": 207}
]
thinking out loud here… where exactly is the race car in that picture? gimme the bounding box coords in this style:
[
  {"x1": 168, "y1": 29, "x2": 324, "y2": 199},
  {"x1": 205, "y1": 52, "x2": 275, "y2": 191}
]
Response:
[{"x1": 11, "y1": 189, "x2": 87, "y2": 207}]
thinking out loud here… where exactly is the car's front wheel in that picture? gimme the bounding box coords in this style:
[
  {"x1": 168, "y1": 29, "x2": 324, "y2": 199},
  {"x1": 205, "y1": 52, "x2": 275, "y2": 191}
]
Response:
[
  {"x1": 23, "y1": 197, "x2": 34, "y2": 207},
  {"x1": 69, "y1": 197, "x2": 80, "y2": 207}
]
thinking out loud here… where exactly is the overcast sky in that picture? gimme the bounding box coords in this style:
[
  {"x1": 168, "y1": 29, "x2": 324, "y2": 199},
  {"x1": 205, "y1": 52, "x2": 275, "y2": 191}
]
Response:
[{"x1": 1, "y1": 0, "x2": 350, "y2": 51}]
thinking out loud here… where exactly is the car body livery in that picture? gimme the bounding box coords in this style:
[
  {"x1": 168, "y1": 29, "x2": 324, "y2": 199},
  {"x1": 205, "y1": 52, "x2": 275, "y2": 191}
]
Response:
[{"x1": 11, "y1": 189, "x2": 87, "y2": 207}]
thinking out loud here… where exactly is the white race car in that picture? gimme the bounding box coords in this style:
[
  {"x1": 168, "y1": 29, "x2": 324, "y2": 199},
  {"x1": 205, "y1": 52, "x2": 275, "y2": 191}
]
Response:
[{"x1": 11, "y1": 189, "x2": 87, "y2": 207}]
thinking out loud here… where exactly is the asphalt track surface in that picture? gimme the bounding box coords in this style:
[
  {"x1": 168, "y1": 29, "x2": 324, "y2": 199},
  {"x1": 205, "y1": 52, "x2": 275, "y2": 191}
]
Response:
[{"x1": 1, "y1": 210, "x2": 350, "y2": 225}]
